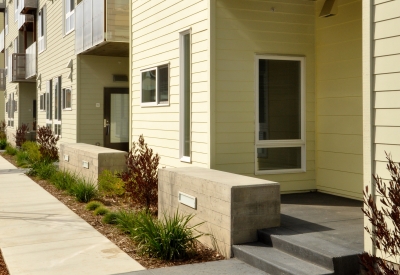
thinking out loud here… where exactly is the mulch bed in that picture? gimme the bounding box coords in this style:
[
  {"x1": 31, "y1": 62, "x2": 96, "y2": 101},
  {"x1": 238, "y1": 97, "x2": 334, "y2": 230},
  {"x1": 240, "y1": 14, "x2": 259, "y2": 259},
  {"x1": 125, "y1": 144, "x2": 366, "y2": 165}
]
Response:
[
  {"x1": 0, "y1": 153, "x2": 224, "y2": 271},
  {"x1": 0, "y1": 250, "x2": 9, "y2": 275}
]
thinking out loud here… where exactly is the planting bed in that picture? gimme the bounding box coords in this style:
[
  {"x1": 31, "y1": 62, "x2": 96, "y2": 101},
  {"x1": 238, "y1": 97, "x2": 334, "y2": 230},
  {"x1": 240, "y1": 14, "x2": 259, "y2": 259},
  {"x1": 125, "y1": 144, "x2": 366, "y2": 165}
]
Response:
[{"x1": 0, "y1": 153, "x2": 224, "y2": 269}]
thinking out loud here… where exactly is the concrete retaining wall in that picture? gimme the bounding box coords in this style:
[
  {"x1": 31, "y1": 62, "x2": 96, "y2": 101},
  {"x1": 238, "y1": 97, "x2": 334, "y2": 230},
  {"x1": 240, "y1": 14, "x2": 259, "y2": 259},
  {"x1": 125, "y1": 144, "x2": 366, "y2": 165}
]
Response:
[
  {"x1": 59, "y1": 143, "x2": 127, "y2": 183},
  {"x1": 158, "y1": 167, "x2": 280, "y2": 258}
]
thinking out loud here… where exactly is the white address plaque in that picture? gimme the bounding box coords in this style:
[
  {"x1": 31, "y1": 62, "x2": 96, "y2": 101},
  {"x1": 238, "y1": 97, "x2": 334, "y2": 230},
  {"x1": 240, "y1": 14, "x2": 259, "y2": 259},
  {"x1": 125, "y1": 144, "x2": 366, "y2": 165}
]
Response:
[{"x1": 178, "y1": 192, "x2": 197, "y2": 209}]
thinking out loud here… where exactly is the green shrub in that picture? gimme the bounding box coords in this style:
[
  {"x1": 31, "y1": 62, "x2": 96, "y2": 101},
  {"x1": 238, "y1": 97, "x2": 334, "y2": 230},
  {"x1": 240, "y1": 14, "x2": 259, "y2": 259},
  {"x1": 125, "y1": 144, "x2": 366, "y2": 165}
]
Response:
[
  {"x1": 86, "y1": 201, "x2": 103, "y2": 211},
  {"x1": 98, "y1": 170, "x2": 125, "y2": 196},
  {"x1": 28, "y1": 161, "x2": 57, "y2": 180},
  {"x1": 16, "y1": 150, "x2": 30, "y2": 167},
  {"x1": 5, "y1": 144, "x2": 18, "y2": 156},
  {"x1": 69, "y1": 179, "x2": 98, "y2": 203},
  {"x1": 93, "y1": 206, "x2": 109, "y2": 216},
  {"x1": 103, "y1": 212, "x2": 119, "y2": 224},
  {"x1": 115, "y1": 210, "x2": 139, "y2": 234},
  {"x1": 0, "y1": 139, "x2": 7, "y2": 150},
  {"x1": 22, "y1": 141, "x2": 41, "y2": 163},
  {"x1": 132, "y1": 210, "x2": 204, "y2": 260},
  {"x1": 50, "y1": 171, "x2": 76, "y2": 191}
]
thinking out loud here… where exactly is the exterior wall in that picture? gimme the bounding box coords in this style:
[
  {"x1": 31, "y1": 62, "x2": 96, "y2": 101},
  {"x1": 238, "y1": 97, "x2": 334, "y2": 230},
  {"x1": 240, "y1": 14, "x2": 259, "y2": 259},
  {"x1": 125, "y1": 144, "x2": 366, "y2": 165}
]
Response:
[
  {"x1": 18, "y1": 83, "x2": 36, "y2": 130},
  {"x1": 37, "y1": 0, "x2": 77, "y2": 144},
  {"x1": 77, "y1": 55, "x2": 129, "y2": 146},
  {"x1": 131, "y1": 0, "x2": 210, "y2": 168},
  {"x1": 0, "y1": 13, "x2": 4, "y2": 122},
  {"x1": 213, "y1": 0, "x2": 316, "y2": 193},
  {"x1": 315, "y1": 0, "x2": 363, "y2": 200}
]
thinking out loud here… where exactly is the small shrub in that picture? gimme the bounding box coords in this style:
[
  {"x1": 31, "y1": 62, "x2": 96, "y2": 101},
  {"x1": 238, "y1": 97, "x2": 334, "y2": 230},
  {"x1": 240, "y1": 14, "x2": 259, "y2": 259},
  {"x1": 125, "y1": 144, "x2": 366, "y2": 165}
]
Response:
[
  {"x1": 0, "y1": 119, "x2": 6, "y2": 140},
  {"x1": 22, "y1": 141, "x2": 41, "y2": 163},
  {"x1": 361, "y1": 153, "x2": 400, "y2": 275},
  {"x1": 16, "y1": 150, "x2": 30, "y2": 167},
  {"x1": 98, "y1": 170, "x2": 125, "y2": 197},
  {"x1": 86, "y1": 201, "x2": 103, "y2": 211},
  {"x1": 14, "y1": 123, "x2": 29, "y2": 147},
  {"x1": 36, "y1": 125, "x2": 59, "y2": 161},
  {"x1": 93, "y1": 206, "x2": 109, "y2": 216},
  {"x1": 0, "y1": 139, "x2": 7, "y2": 150},
  {"x1": 131, "y1": 210, "x2": 204, "y2": 260},
  {"x1": 115, "y1": 210, "x2": 139, "y2": 234},
  {"x1": 5, "y1": 144, "x2": 18, "y2": 156},
  {"x1": 29, "y1": 161, "x2": 57, "y2": 180},
  {"x1": 121, "y1": 135, "x2": 160, "y2": 210},
  {"x1": 103, "y1": 212, "x2": 119, "y2": 225},
  {"x1": 50, "y1": 171, "x2": 76, "y2": 191},
  {"x1": 69, "y1": 179, "x2": 98, "y2": 203}
]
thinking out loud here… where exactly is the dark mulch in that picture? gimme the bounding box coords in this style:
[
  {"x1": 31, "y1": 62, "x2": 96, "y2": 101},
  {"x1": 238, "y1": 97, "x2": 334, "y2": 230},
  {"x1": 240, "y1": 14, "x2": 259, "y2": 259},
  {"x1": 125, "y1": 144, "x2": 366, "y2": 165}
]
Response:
[
  {"x1": 0, "y1": 153, "x2": 224, "y2": 269},
  {"x1": 0, "y1": 250, "x2": 9, "y2": 275}
]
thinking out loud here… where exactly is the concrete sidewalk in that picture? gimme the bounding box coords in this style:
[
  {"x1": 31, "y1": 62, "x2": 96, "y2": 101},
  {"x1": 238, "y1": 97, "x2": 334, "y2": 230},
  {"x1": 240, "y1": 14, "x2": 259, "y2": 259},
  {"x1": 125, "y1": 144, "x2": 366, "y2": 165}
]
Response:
[{"x1": 0, "y1": 155, "x2": 145, "y2": 275}]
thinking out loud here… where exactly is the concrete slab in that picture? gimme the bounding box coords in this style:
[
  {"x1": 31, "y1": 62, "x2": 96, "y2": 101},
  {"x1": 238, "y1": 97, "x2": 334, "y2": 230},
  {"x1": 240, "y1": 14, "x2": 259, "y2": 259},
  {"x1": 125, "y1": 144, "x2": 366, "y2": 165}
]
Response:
[
  {"x1": 0, "y1": 155, "x2": 145, "y2": 275},
  {"x1": 113, "y1": 259, "x2": 269, "y2": 275}
]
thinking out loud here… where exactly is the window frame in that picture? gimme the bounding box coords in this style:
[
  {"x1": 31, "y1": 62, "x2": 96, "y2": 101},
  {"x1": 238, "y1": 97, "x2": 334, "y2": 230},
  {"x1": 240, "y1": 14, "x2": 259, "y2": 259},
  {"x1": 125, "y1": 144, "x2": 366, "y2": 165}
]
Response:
[
  {"x1": 140, "y1": 64, "x2": 170, "y2": 107},
  {"x1": 62, "y1": 87, "x2": 72, "y2": 110},
  {"x1": 64, "y1": 0, "x2": 75, "y2": 35},
  {"x1": 254, "y1": 55, "x2": 306, "y2": 175},
  {"x1": 179, "y1": 29, "x2": 191, "y2": 163},
  {"x1": 39, "y1": 94, "x2": 45, "y2": 111},
  {"x1": 38, "y1": 6, "x2": 46, "y2": 53},
  {"x1": 5, "y1": 8, "x2": 8, "y2": 35},
  {"x1": 46, "y1": 79, "x2": 52, "y2": 127},
  {"x1": 53, "y1": 77, "x2": 62, "y2": 137}
]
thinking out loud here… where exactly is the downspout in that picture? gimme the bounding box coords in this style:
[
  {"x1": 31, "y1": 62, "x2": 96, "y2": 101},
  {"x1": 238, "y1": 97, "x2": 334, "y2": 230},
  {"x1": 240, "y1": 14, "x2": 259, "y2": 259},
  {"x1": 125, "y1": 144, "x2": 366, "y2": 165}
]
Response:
[
  {"x1": 128, "y1": 0, "x2": 132, "y2": 150},
  {"x1": 362, "y1": 0, "x2": 375, "y2": 255}
]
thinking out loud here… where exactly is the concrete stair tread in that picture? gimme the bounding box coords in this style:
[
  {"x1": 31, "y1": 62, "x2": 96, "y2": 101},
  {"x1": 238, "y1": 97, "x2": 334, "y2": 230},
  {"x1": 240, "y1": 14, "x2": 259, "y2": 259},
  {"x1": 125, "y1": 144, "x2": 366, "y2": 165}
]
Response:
[
  {"x1": 258, "y1": 227, "x2": 360, "y2": 258},
  {"x1": 257, "y1": 227, "x2": 361, "y2": 274},
  {"x1": 233, "y1": 242, "x2": 334, "y2": 275}
]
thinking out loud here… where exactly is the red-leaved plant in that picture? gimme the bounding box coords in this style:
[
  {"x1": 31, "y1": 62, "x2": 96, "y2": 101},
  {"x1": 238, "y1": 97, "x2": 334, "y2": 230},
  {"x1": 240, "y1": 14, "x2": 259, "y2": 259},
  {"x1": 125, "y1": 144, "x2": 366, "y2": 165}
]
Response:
[
  {"x1": 121, "y1": 135, "x2": 160, "y2": 210},
  {"x1": 14, "y1": 123, "x2": 29, "y2": 147},
  {"x1": 361, "y1": 152, "x2": 400, "y2": 275},
  {"x1": 36, "y1": 125, "x2": 59, "y2": 161},
  {"x1": 0, "y1": 119, "x2": 6, "y2": 140}
]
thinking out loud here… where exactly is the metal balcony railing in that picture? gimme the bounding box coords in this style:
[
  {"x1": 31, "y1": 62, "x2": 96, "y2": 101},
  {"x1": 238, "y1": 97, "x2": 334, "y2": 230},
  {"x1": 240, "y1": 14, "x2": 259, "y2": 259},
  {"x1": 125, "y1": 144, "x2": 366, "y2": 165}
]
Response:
[
  {"x1": 26, "y1": 42, "x2": 36, "y2": 79},
  {"x1": 75, "y1": 0, "x2": 129, "y2": 55},
  {"x1": 11, "y1": 53, "x2": 35, "y2": 83},
  {"x1": 0, "y1": 30, "x2": 4, "y2": 53}
]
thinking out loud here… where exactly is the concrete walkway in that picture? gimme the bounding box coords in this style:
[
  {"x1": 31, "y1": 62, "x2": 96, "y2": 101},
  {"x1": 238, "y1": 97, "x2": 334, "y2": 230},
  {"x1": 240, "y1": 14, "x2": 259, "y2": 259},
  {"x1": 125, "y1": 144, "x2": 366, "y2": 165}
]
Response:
[{"x1": 0, "y1": 155, "x2": 145, "y2": 275}]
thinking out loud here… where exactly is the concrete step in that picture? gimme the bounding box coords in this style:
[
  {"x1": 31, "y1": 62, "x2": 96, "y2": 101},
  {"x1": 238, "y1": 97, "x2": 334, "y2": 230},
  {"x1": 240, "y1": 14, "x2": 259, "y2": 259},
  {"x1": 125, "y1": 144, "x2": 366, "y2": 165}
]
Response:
[
  {"x1": 258, "y1": 227, "x2": 360, "y2": 275},
  {"x1": 233, "y1": 242, "x2": 334, "y2": 275}
]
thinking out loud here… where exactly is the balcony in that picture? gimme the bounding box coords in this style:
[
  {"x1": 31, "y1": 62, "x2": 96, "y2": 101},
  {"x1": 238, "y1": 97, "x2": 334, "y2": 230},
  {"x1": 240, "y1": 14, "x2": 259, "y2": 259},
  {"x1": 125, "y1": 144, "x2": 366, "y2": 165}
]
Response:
[
  {"x1": 18, "y1": 14, "x2": 34, "y2": 31},
  {"x1": 11, "y1": 54, "x2": 35, "y2": 83},
  {"x1": 0, "y1": 0, "x2": 5, "y2": 12},
  {"x1": 20, "y1": 0, "x2": 37, "y2": 14},
  {"x1": 75, "y1": 0, "x2": 129, "y2": 56},
  {"x1": 26, "y1": 42, "x2": 36, "y2": 79},
  {"x1": 0, "y1": 30, "x2": 4, "y2": 53},
  {"x1": 0, "y1": 69, "x2": 5, "y2": 91}
]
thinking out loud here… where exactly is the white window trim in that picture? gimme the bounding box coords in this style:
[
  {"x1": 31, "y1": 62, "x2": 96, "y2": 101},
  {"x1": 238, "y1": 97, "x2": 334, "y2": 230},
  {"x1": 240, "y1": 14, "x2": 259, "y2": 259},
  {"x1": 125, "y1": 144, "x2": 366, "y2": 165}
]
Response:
[
  {"x1": 46, "y1": 80, "x2": 52, "y2": 126},
  {"x1": 5, "y1": 8, "x2": 8, "y2": 35},
  {"x1": 62, "y1": 87, "x2": 72, "y2": 110},
  {"x1": 179, "y1": 29, "x2": 191, "y2": 163},
  {"x1": 53, "y1": 77, "x2": 62, "y2": 137},
  {"x1": 14, "y1": 0, "x2": 18, "y2": 22},
  {"x1": 140, "y1": 65, "x2": 170, "y2": 107},
  {"x1": 254, "y1": 55, "x2": 306, "y2": 175},
  {"x1": 38, "y1": 6, "x2": 47, "y2": 54},
  {"x1": 64, "y1": 0, "x2": 75, "y2": 35}
]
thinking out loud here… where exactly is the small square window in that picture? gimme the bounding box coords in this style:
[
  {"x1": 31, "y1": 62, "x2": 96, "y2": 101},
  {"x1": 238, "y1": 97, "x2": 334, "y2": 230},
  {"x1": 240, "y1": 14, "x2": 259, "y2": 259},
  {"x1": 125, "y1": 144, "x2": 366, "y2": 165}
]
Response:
[{"x1": 141, "y1": 65, "x2": 169, "y2": 106}]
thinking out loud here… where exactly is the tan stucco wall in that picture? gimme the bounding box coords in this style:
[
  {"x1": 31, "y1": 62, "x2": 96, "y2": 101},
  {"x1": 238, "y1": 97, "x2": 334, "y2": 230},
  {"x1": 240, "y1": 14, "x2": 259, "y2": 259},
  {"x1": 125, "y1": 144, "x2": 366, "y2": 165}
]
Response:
[
  {"x1": 213, "y1": 0, "x2": 316, "y2": 193},
  {"x1": 315, "y1": 0, "x2": 363, "y2": 200},
  {"x1": 77, "y1": 55, "x2": 129, "y2": 146}
]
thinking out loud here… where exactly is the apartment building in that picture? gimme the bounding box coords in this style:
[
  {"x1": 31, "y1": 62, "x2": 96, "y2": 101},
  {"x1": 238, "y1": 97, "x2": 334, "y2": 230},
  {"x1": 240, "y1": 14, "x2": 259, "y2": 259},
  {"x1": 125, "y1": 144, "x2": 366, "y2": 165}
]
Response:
[{"x1": 1, "y1": 0, "x2": 129, "y2": 148}]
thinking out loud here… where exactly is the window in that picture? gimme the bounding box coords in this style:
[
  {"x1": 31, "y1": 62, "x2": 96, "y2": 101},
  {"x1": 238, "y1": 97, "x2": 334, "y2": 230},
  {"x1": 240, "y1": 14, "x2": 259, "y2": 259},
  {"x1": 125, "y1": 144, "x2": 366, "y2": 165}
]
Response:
[
  {"x1": 141, "y1": 65, "x2": 169, "y2": 106},
  {"x1": 14, "y1": 37, "x2": 18, "y2": 54},
  {"x1": 39, "y1": 94, "x2": 45, "y2": 111},
  {"x1": 38, "y1": 6, "x2": 46, "y2": 53},
  {"x1": 4, "y1": 48, "x2": 8, "y2": 76},
  {"x1": 64, "y1": 0, "x2": 75, "y2": 34},
  {"x1": 46, "y1": 80, "x2": 52, "y2": 125},
  {"x1": 255, "y1": 55, "x2": 305, "y2": 174},
  {"x1": 6, "y1": 93, "x2": 16, "y2": 127},
  {"x1": 62, "y1": 88, "x2": 72, "y2": 110},
  {"x1": 53, "y1": 77, "x2": 62, "y2": 136},
  {"x1": 5, "y1": 8, "x2": 8, "y2": 35},
  {"x1": 14, "y1": 0, "x2": 18, "y2": 22},
  {"x1": 179, "y1": 30, "x2": 191, "y2": 162}
]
